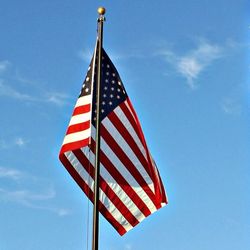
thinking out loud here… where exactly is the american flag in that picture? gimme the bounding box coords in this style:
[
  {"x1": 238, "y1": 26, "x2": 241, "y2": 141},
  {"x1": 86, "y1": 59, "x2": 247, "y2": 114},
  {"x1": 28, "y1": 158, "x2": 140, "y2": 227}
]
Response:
[{"x1": 59, "y1": 42, "x2": 167, "y2": 235}]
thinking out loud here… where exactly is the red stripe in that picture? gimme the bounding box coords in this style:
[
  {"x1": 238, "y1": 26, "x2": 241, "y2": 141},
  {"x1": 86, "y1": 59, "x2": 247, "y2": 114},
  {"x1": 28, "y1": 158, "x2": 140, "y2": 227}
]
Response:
[
  {"x1": 59, "y1": 152, "x2": 127, "y2": 236},
  {"x1": 73, "y1": 104, "x2": 91, "y2": 116},
  {"x1": 90, "y1": 138, "x2": 152, "y2": 217},
  {"x1": 73, "y1": 149, "x2": 140, "y2": 227},
  {"x1": 100, "y1": 123, "x2": 160, "y2": 209},
  {"x1": 125, "y1": 99, "x2": 149, "y2": 154},
  {"x1": 108, "y1": 111, "x2": 150, "y2": 177},
  {"x1": 117, "y1": 102, "x2": 157, "y2": 183},
  {"x1": 66, "y1": 121, "x2": 90, "y2": 134},
  {"x1": 59, "y1": 153, "x2": 94, "y2": 202},
  {"x1": 60, "y1": 138, "x2": 90, "y2": 154},
  {"x1": 156, "y1": 166, "x2": 168, "y2": 204},
  {"x1": 119, "y1": 101, "x2": 144, "y2": 146},
  {"x1": 125, "y1": 99, "x2": 164, "y2": 203}
]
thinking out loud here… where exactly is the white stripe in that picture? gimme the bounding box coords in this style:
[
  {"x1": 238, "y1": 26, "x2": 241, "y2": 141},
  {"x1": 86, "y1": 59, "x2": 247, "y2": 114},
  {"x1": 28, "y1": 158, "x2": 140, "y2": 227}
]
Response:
[
  {"x1": 114, "y1": 106, "x2": 147, "y2": 160},
  {"x1": 62, "y1": 129, "x2": 91, "y2": 145},
  {"x1": 91, "y1": 125, "x2": 157, "y2": 213},
  {"x1": 124, "y1": 100, "x2": 136, "y2": 123},
  {"x1": 102, "y1": 117, "x2": 155, "y2": 193},
  {"x1": 75, "y1": 95, "x2": 92, "y2": 107},
  {"x1": 65, "y1": 151, "x2": 94, "y2": 191},
  {"x1": 64, "y1": 151, "x2": 132, "y2": 230},
  {"x1": 99, "y1": 193, "x2": 132, "y2": 231},
  {"x1": 80, "y1": 147, "x2": 146, "y2": 222},
  {"x1": 69, "y1": 112, "x2": 91, "y2": 126},
  {"x1": 101, "y1": 167, "x2": 145, "y2": 223}
]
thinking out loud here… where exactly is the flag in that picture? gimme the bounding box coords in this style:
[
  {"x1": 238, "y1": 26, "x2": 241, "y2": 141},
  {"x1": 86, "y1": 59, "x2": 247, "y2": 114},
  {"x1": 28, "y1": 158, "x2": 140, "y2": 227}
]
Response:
[{"x1": 59, "y1": 42, "x2": 168, "y2": 235}]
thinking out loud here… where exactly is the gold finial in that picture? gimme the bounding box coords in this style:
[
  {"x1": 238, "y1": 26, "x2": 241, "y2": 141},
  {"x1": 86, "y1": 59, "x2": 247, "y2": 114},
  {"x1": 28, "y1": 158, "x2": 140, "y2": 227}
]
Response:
[{"x1": 97, "y1": 7, "x2": 106, "y2": 15}]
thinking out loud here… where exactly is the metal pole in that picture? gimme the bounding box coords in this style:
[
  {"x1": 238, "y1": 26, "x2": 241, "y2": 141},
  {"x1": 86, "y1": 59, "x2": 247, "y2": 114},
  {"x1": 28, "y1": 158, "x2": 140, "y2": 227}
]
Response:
[{"x1": 92, "y1": 7, "x2": 105, "y2": 250}]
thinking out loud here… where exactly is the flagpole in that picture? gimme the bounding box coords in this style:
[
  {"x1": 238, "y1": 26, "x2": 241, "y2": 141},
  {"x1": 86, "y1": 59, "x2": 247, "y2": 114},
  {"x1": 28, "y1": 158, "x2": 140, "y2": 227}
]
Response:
[{"x1": 92, "y1": 7, "x2": 105, "y2": 250}]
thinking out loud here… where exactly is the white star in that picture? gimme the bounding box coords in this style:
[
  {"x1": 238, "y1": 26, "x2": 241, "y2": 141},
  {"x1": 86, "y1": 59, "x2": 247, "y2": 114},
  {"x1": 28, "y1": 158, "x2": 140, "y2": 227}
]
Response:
[
  {"x1": 85, "y1": 88, "x2": 89, "y2": 92},
  {"x1": 107, "y1": 64, "x2": 110, "y2": 68},
  {"x1": 103, "y1": 94, "x2": 107, "y2": 98},
  {"x1": 109, "y1": 101, "x2": 113, "y2": 105},
  {"x1": 110, "y1": 94, "x2": 114, "y2": 98},
  {"x1": 102, "y1": 101, "x2": 106, "y2": 105},
  {"x1": 117, "y1": 95, "x2": 120, "y2": 99},
  {"x1": 111, "y1": 80, "x2": 115, "y2": 84},
  {"x1": 112, "y1": 73, "x2": 116, "y2": 77},
  {"x1": 111, "y1": 87, "x2": 114, "y2": 91},
  {"x1": 106, "y1": 72, "x2": 109, "y2": 76},
  {"x1": 86, "y1": 77, "x2": 89, "y2": 82},
  {"x1": 118, "y1": 81, "x2": 121, "y2": 85},
  {"x1": 104, "y1": 86, "x2": 108, "y2": 90},
  {"x1": 88, "y1": 66, "x2": 91, "y2": 71},
  {"x1": 101, "y1": 109, "x2": 104, "y2": 113},
  {"x1": 105, "y1": 79, "x2": 109, "y2": 83},
  {"x1": 117, "y1": 88, "x2": 121, "y2": 92}
]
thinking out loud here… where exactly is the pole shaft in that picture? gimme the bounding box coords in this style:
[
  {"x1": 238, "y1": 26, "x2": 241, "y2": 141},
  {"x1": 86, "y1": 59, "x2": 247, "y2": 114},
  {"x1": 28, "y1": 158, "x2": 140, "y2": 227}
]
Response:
[{"x1": 92, "y1": 13, "x2": 105, "y2": 250}]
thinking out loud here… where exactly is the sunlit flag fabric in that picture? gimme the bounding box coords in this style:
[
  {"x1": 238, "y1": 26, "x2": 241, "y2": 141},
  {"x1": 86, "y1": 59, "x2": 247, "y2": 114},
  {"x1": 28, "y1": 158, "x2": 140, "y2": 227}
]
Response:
[{"x1": 59, "y1": 42, "x2": 168, "y2": 235}]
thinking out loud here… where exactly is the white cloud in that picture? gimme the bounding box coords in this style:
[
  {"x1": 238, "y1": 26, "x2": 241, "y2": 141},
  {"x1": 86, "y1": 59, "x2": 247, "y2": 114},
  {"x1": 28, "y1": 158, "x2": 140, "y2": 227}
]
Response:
[
  {"x1": 0, "y1": 167, "x2": 23, "y2": 180},
  {"x1": 0, "y1": 137, "x2": 28, "y2": 149},
  {"x1": 78, "y1": 47, "x2": 144, "y2": 63},
  {"x1": 178, "y1": 57, "x2": 203, "y2": 86},
  {"x1": 0, "y1": 187, "x2": 71, "y2": 216},
  {"x1": 0, "y1": 81, "x2": 35, "y2": 101},
  {"x1": 0, "y1": 81, "x2": 69, "y2": 106},
  {"x1": 0, "y1": 60, "x2": 70, "y2": 107},
  {"x1": 0, "y1": 187, "x2": 58, "y2": 215},
  {"x1": 0, "y1": 60, "x2": 10, "y2": 74},
  {"x1": 158, "y1": 40, "x2": 223, "y2": 88},
  {"x1": 78, "y1": 48, "x2": 93, "y2": 62},
  {"x1": 124, "y1": 244, "x2": 132, "y2": 250},
  {"x1": 221, "y1": 97, "x2": 242, "y2": 115},
  {"x1": 0, "y1": 167, "x2": 70, "y2": 216},
  {"x1": 57, "y1": 208, "x2": 71, "y2": 217},
  {"x1": 0, "y1": 187, "x2": 55, "y2": 203},
  {"x1": 15, "y1": 137, "x2": 27, "y2": 147},
  {"x1": 45, "y1": 92, "x2": 70, "y2": 106}
]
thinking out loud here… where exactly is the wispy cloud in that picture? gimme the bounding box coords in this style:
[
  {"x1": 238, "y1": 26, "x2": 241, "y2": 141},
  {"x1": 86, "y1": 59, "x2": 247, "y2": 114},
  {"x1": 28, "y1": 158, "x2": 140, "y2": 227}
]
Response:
[
  {"x1": 124, "y1": 244, "x2": 132, "y2": 250},
  {"x1": 78, "y1": 47, "x2": 144, "y2": 63},
  {"x1": 157, "y1": 40, "x2": 223, "y2": 88},
  {"x1": 45, "y1": 92, "x2": 70, "y2": 106},
  {"x1": 221, "y1": 97, "x2": 242, "y2": 115},
  {"x1": 0, "y1": 137, "x2": 28, "y2": 149},
  {"x1": 0, "y1": 187, "x2": 70, "y2": 216},
  {"x1": 0, "y1": 167, "x2": 70, "y2": 216},
  {"x1": 15, "y1": 137, "x2": 27, "y2": 147},
  {"x1": 78, "y1": 48, "x2": 93, "y2": 62},
  {"x1": 0, "y1": 167, "x2": 23, "y2": 180},
  {"x1": 0, "y1": 81, "x2": 70, "y2": 106},
  {"x1": 0, "y1": 60, "x2": 11, "y2": 74},
  {"x1": 0, "y1": 60, "x2": 70, "y2": 107},
  {"x1": 0, "y1": 81, "x2": 36, "y2": 101},
  {"x1": 0, "y1": 187, "x2": 56, "y2": 204}
]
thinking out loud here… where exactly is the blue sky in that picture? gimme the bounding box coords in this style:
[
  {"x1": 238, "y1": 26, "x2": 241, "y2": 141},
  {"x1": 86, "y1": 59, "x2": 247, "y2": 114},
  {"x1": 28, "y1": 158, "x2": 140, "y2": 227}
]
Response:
[{"x1": 0, "y1": 0, "x2": 249, "y2": 250}]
